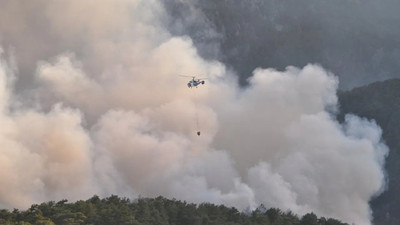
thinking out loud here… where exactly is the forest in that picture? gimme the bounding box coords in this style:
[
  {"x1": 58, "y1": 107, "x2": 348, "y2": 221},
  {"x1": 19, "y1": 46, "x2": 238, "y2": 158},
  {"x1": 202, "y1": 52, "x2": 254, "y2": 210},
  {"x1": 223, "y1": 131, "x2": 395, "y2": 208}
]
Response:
[{"x1": 0, "y1": 195, "x2": 348, "y2": 225}]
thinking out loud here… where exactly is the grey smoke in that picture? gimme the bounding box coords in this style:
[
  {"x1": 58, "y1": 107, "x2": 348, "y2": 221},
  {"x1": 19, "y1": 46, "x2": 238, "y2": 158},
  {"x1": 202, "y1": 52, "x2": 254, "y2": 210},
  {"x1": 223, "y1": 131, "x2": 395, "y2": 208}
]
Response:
[
  {"x1": 0, "y1": 1, "x2": 389, "y2": 225},
  {"x1": 164, "y1": 0, "x2": 400, "y2": 89}
]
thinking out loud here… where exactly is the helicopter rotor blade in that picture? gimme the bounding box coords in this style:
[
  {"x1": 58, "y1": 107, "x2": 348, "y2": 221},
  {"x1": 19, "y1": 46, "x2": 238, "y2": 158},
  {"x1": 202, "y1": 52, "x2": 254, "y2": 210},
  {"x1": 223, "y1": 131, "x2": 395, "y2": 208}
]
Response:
[
  {"x1": 197, "y1": 77, "x2": 208, "y2": 80},
  {"x1": 178, "y1": 75, "x2": 196, "y2": 78}
]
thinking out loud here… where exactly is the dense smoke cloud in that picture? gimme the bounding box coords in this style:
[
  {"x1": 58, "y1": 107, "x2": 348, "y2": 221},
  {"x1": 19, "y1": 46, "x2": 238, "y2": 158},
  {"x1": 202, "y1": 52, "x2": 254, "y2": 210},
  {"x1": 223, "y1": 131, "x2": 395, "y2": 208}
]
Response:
[{"x1": 0, "y1": 1, "x2": 389, "y2": 225}]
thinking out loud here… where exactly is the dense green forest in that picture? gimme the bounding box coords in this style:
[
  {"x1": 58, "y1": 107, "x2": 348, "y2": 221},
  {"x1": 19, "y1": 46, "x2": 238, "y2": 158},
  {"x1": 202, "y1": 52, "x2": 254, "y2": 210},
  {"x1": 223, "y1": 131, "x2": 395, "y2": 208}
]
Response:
[
  {"x1": 0, "y1": 195, "x2": 347, "y2": 225},
  {"x1": 339, "y1": 78, "x2": 400, "y2": 225}
]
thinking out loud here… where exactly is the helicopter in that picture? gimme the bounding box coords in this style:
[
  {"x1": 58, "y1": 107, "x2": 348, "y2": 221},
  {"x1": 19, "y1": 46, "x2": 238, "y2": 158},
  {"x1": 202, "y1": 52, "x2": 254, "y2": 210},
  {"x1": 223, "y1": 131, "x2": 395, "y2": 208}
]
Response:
[
  {"x1": 179, "y1": 75, "x2": 206, "y2": 88},
  {"x1": 179, "y1": 75, "x2": 208, "y2": 136}
]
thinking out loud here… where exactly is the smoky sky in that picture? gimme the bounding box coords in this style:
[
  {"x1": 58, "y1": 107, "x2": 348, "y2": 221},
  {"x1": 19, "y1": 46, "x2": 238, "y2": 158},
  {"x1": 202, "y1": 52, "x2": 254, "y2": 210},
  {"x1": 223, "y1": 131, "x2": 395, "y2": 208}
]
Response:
[
  {"x1": 164, "y1": 0, "x2": 400, "y2": 89},
  {"x1": 0, "y1": 1, "x2": 390, "y2": 225}
]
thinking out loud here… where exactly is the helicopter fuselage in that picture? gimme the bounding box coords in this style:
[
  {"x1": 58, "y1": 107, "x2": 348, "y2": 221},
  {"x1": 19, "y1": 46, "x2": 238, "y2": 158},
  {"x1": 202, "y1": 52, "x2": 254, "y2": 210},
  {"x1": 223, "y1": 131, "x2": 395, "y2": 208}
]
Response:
[{"x1": 187, "y1": 79, "x2": 205, "y2": 88}]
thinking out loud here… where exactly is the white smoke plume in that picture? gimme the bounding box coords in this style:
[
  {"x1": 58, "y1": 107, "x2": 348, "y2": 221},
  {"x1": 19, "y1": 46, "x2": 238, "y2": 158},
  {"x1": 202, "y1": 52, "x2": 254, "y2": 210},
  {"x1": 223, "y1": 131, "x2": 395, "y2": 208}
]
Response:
[{"x1": 0, "y1": 1, "x2": 388, "y2": 224}]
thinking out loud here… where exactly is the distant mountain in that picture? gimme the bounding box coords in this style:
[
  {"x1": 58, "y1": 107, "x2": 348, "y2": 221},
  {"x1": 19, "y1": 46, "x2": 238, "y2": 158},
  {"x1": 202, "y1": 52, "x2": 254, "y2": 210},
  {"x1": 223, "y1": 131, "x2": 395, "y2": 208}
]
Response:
[
  {"x1": 0, "y1": 195, "x2": 348, "y2": 225},
  {"x1": 339, "y1": 79, "x2": 400, "y2": 225},
  {"x1": 165, "y1": 0, "x2": 400, "y2": 89}
]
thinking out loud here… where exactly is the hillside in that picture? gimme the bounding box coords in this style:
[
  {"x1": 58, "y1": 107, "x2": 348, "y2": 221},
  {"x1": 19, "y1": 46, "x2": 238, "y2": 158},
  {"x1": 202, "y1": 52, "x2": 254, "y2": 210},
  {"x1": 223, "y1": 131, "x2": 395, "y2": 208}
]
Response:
[
  {"x1": 338, "y1": 79, "x2": 400, "y2": 225},
  {"x1": 0, "y1": 195, "x2": 347, "y2": 225},
  {"x1": 165, "y1": 0, "x2": 400, "y2": 89}
]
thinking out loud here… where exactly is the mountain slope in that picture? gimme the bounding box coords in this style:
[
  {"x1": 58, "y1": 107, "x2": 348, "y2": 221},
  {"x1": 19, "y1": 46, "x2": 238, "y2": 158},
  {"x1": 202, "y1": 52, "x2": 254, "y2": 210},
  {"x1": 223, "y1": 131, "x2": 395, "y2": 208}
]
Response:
[
  {"x1": 338, "y1": 79, "x2": 400, "y2": 225},
  {"x1": 165, "y1": 0, "x2": 400, "y2": 89}
]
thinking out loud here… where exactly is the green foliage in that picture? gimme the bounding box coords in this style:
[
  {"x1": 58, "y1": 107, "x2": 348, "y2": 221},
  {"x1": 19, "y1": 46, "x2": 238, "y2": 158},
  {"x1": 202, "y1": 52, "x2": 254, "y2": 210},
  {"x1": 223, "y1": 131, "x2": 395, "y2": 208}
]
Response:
[
  {"x1": 0, "y1": 195, "x2": 349, "y2": 225},
  {"x1": 301, "y1": 213, "x2": 318, "y2": 225}
]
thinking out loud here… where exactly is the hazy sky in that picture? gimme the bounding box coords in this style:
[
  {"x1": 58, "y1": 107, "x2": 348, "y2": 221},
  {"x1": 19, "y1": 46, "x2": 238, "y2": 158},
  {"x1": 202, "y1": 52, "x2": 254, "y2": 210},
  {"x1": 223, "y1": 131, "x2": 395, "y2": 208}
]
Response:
[{"x1": 0, "y1": 1, "x2": 390, "y2": 224}]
